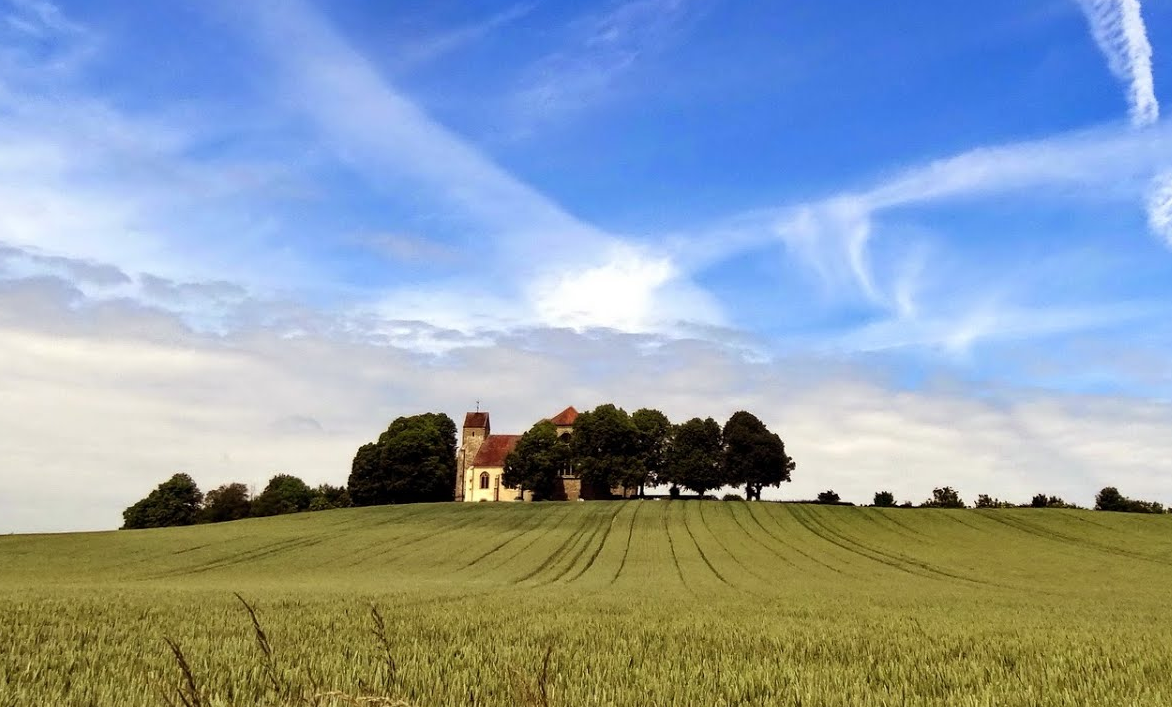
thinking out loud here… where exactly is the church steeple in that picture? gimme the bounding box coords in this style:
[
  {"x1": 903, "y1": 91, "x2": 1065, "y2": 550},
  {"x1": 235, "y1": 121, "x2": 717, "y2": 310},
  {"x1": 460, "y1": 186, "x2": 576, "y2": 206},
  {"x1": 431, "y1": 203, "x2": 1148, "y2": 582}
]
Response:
[{"x1": 456, "y1": 410, "x2": 490, "y2": 501}]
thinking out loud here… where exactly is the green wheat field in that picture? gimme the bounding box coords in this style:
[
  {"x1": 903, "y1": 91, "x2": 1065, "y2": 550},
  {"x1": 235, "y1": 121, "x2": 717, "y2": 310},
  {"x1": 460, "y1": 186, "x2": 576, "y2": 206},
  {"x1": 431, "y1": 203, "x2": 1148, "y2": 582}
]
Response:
[{"x1": 3, "y1": 501, "x2": 1172, "y2": 706}]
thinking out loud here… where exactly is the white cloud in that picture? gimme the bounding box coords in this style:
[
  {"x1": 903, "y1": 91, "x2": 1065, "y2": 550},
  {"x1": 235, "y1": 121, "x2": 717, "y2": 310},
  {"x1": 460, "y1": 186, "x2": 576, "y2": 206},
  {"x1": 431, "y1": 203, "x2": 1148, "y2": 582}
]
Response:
[
  {"x1": 3, "y1": 279, "x2": 1171, "y2": 533},
  {"x1": 529, "y1": 244, "x2": 723, "y2": 332},
  {"x1": 1074, "y1": 0, "x2": 1160, "y2": 127},
  {"x1": 1148, "y1": 171, "x2": 1172, "y2": 245},
  {"x1": 224, "y1": 0, "x2": 721, "y2": 337}
]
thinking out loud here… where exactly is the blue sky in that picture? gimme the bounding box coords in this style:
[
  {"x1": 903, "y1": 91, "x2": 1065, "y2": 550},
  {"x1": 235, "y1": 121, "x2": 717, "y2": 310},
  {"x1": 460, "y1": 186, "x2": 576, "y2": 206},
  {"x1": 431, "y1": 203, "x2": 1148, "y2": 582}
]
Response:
[{"x1": 2, "y1": 0, "x2": 1172, "y2": 531}]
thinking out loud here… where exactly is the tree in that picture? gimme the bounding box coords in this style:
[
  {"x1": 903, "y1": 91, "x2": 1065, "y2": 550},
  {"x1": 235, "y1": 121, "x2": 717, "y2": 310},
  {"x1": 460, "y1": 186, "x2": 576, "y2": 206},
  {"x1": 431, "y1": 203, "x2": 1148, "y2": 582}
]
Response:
[
  {"x1": 201, "y1": 483, "x2": 251, "y2": 523},
  {"x1": 349, "y1": 444, "x2": 381, "y2": 503},
  {"x1": 348, "y1": 413, "x2": 458, "y2": 506},
  {"x1": 122, "y1": 474, "x2": 204, "y2": 529},
  {"x1": 632, "y1": 408, "x2": 673, "y2": 494},
  {"x1": 816, "y1": 490, "x2": 841, "y2": 504},
  {"x1": 251, "y1": 474, "x2": 315, "y2": 517},
  {"x1": 1095, "y1": 487, "x2": 1165, "y2": 514},
  {"x1": 922, "y1": 486, "x2": 965, "y2": 509},
  {"x1": 1029, "y1": 494, "x2": 1077, "y2": 509},
  {"x1": 721, "y1": 411, "x2": 793, "y2": 501},
  {"x1": 663, "y1": 417, "x2": 725, "y2": 496},
  {"x1": 571, "y1": 404, "x2": 642, "y2": 497},
  {"x1": 975, "y1": 494, "x2": 1011, "y2": 509},
  {"x1": 309, "y1": 484, "x2": 351, "y2": 511},
  {"x1": 873, "y1": 491, "x2": 896, "y2": 507},
  {"x1": 503, "y1": 420, "x2": 569, "y2": 501}
]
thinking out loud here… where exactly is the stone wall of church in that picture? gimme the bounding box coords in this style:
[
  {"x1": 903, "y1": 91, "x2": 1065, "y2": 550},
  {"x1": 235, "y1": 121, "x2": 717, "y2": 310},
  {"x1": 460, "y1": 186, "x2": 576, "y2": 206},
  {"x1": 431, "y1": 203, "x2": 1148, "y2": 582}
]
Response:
[{"x1": 456, "y1": 426, "x2": 488, "y2": 502}]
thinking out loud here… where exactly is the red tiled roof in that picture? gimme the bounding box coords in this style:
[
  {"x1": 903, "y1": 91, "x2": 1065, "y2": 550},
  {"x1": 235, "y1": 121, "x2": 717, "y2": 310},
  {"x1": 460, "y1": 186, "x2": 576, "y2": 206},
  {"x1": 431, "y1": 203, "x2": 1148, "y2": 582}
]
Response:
[
  {"x1": 464, "y1": 412, "x2": 489, "y2": 429},
  {"x1": 549, "y1": 406, "x2": 579, "y2": 426},
  {"x1": 472, "y1": 434, "x2": 521, "y2": 467}
]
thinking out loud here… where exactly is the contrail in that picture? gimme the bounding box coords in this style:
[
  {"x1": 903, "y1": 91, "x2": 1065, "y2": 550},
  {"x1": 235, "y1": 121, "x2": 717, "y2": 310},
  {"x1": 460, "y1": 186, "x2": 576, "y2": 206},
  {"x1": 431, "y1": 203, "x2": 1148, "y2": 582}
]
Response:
[{"x1": 1075, "y1": 0, "x2": 1159, "y2": 127}]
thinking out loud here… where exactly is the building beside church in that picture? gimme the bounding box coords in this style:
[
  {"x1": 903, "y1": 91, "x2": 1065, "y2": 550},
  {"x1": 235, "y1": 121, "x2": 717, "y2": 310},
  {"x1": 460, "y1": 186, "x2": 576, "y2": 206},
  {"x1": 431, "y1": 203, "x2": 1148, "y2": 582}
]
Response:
[{"x1": 456, "y1": 406, "x2": 588, "y2": 502}]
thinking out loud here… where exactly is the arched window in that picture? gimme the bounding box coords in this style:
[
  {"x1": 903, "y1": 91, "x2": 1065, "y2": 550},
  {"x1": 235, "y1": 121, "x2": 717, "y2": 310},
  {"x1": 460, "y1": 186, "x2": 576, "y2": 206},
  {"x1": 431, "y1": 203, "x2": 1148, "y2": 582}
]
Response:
[{"x1": 480, "y1": 472, "x2": 490, "y2": 490}]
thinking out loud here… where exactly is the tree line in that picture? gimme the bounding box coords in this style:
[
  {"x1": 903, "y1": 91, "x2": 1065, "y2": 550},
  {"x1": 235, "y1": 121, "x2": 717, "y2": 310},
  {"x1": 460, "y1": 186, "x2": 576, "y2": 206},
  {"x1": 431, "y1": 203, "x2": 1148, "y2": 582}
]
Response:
[
  {"x1": 121, "y1": 406, "x2": 1168, "y2": 528},
  {"x1": 808, "y1": 486, "x2": 1166, "y2": 513},
  {"x1": 121, "y1": 473, "x2": 351, "y2": 529},
  {"x1": 503, "y1": 405, "x2": 795, "y2": 501}
]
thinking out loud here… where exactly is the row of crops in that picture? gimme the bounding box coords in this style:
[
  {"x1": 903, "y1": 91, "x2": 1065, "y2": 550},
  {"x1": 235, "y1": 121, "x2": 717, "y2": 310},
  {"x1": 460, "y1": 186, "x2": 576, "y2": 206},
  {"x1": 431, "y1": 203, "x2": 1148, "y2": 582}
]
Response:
[{"x1": 3, "y1": 501, "x2": 1172, "y2": 706}]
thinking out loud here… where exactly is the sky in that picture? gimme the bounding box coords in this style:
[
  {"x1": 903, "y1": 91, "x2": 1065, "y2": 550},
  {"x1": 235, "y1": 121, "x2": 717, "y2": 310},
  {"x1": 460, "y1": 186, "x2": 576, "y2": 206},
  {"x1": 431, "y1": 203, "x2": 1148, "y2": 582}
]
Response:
[{"x1": 2, "y1": 0, "x2": 1172, "y2": 532}]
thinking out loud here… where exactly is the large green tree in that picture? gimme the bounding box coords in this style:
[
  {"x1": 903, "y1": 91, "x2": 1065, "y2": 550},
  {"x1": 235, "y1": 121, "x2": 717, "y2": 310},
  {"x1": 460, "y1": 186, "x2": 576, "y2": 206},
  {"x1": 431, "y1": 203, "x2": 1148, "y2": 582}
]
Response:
[
  {"x1": 200, "y1": 482, "x2": 251, "y2": 523},
  {"x1": 121, "y1": 473, "x2": 204, "y2": 529},
  {"x1": 348, "y1": 412, "x2": 457, "y2": 506},
  {"x1": 571, "y1": 404, "x2": 642, "y2": 497},
  {"x1": 251, "y1": 474, "x2": 316, "y2": 517},
  {"x1": 632, "y1": 408, "x2": 673, "y2": 495},
  {"x1": 721, "y1": 411, "x2": 794, "y2": 501},
  {"x1": 503, "y1": 420, "x2": 569, "y2": 500},
  {"x1": 663, "y1": 417, "x2": 725, "y2": 496}
]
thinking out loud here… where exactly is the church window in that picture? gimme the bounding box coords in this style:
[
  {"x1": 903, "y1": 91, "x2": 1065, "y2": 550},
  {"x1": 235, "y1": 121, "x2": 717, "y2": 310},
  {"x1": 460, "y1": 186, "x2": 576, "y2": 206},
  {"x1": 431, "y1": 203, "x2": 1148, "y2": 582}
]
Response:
[{"x1": 479, "y1": 472, "x2": 490, "y2": 490}]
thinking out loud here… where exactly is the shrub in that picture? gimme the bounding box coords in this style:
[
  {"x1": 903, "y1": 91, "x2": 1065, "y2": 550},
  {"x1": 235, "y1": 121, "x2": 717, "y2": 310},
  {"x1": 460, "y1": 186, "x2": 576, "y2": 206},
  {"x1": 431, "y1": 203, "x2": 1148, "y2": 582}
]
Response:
[
  {"x1": 975, "y1": 494, "x2": 1013, "y2": 509},
  {"x1": 922, "y1": 487, "x2": 965, "y2": 509},
  {"x1": 873, "y1": 491, "x2": 895, "y2": 507}
]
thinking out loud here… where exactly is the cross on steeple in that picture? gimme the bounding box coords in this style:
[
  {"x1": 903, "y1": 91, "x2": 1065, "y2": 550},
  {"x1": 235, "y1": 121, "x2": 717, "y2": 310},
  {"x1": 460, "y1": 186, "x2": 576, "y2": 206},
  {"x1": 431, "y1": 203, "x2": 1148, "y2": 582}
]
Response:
[{"x1": 475, "y1": 400, "x2": 480, "y2": 412}]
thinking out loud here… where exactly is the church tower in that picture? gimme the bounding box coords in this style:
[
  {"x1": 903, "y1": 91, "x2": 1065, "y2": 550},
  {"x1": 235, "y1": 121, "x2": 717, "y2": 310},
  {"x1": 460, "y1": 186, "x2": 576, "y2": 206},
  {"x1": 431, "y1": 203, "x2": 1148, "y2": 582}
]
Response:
[{"x1": 456, "y1": 411, "x2": 489, "y2": 502}]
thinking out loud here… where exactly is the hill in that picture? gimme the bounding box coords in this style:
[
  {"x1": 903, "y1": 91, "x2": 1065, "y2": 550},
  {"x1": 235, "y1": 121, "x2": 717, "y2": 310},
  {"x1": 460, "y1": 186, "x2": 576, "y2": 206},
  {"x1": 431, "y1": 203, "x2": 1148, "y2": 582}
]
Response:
[{"x1": 3, "y1": 501, "x2": 1172, "y2": 706}]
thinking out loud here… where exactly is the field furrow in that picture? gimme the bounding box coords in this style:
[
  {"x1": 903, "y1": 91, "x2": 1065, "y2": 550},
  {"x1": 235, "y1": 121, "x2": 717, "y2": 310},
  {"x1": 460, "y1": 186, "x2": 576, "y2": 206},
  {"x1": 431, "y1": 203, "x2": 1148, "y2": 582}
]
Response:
[{"x1": 6, "y1": 502, "x2": 1172, "y2": 707}]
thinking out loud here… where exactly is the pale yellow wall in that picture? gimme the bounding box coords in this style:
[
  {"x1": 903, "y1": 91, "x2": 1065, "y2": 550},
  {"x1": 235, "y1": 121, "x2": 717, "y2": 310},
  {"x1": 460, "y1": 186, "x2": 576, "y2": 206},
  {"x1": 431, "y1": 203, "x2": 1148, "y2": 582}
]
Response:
[{"x1": 463, "y1": 466, "x2": 528, "y2": 502}]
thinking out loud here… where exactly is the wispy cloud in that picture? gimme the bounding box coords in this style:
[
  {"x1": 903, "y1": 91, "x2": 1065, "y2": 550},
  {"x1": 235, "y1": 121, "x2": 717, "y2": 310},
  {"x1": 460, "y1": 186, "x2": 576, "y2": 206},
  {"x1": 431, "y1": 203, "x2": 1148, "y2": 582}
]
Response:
[
  {"x1": 394, "y1": 3, "x2": 534, "y2": 70},
  {"x1": 1, "y1": 0, "x2": 96, "y2": 78},
  {"x1": 688, "y1": 122, "x2": 1172, "y2": 301},
  {"x1": 353, "y1": 232, "x2": 462, "y2": 266},
  {"x1": 1149, "y1": 172, "x2": 1172, "y2": 245},
  {"x1": 227, "y1": 0, "x2": 723, "y2": 335},
  {"x1": 1073, "y1": 0, "x2": 1160, "y2": 127},
  {"x1": 665, "y1": 121, "x2": 1172, "y2": 353},
  {"x1": 511, "y1": 0, "x2": 705, "y2": 127}
]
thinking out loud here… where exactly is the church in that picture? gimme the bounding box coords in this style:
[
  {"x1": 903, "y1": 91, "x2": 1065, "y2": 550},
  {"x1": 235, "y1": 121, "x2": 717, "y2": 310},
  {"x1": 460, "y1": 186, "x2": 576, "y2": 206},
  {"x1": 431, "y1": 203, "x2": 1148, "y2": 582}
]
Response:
[{"x1": 456, "y1": 406, "x2": 597, "y2": 502}]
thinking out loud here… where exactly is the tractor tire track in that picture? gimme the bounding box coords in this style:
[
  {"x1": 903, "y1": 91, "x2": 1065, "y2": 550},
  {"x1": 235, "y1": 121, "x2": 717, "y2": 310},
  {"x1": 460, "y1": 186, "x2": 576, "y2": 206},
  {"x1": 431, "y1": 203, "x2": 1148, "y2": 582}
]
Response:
[
  {"x1": 348, "y1": 511, "x2": 489, "y2": 567},
  {"x1": 154, "y1": 537, "x2": 326, "y2": 578},
  {"x1": 469, "y1": 506, "x2": 575, "y2": 579},
  {"x1": 513, "y1": 507, "x2": 601, "y2": 584},
  {"x1": 663, "y1": 502, "x2": 690, "y2": 593},
  {"x1": 610, "y1": 500, "x2": 643, "y2": 585},
  {"x1": 724, "y1": 502, "x2": 798, "y2": 570},
  {"x1": 681, "y1": 502, "x2": 730, "y2": 587},
  {"x1": 748, "y1": 502, "x2": 850, "y2": 576},
  {"x1": 565, "y1": 503, "x2": 627, "y2": 583},
  {"x1": 978, "y1": 511, "x2": 1172, "y2": 568},
  {"x1": 869, "y1": 509, "x2": 932, "y2": 540},
  {"x1": 793, "y1": 506, "x2": 1004, "y2": 588},
  {"x1": 697, "y1": 502, "x2": 770, "y2": 585},
  {"x1": 461, "y1": 509, "x2": 548, "y2": 570},
  {"x1": 847, "y1": 507, "x2": 923, "y2": 542}
]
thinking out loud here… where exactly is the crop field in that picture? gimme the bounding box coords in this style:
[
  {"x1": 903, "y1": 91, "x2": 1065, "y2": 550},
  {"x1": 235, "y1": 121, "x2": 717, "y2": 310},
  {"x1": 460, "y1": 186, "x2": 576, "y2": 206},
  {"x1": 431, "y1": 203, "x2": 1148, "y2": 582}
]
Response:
[{"x1": 2, "y1": 501, "x2": 1172, "y2": 706}]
